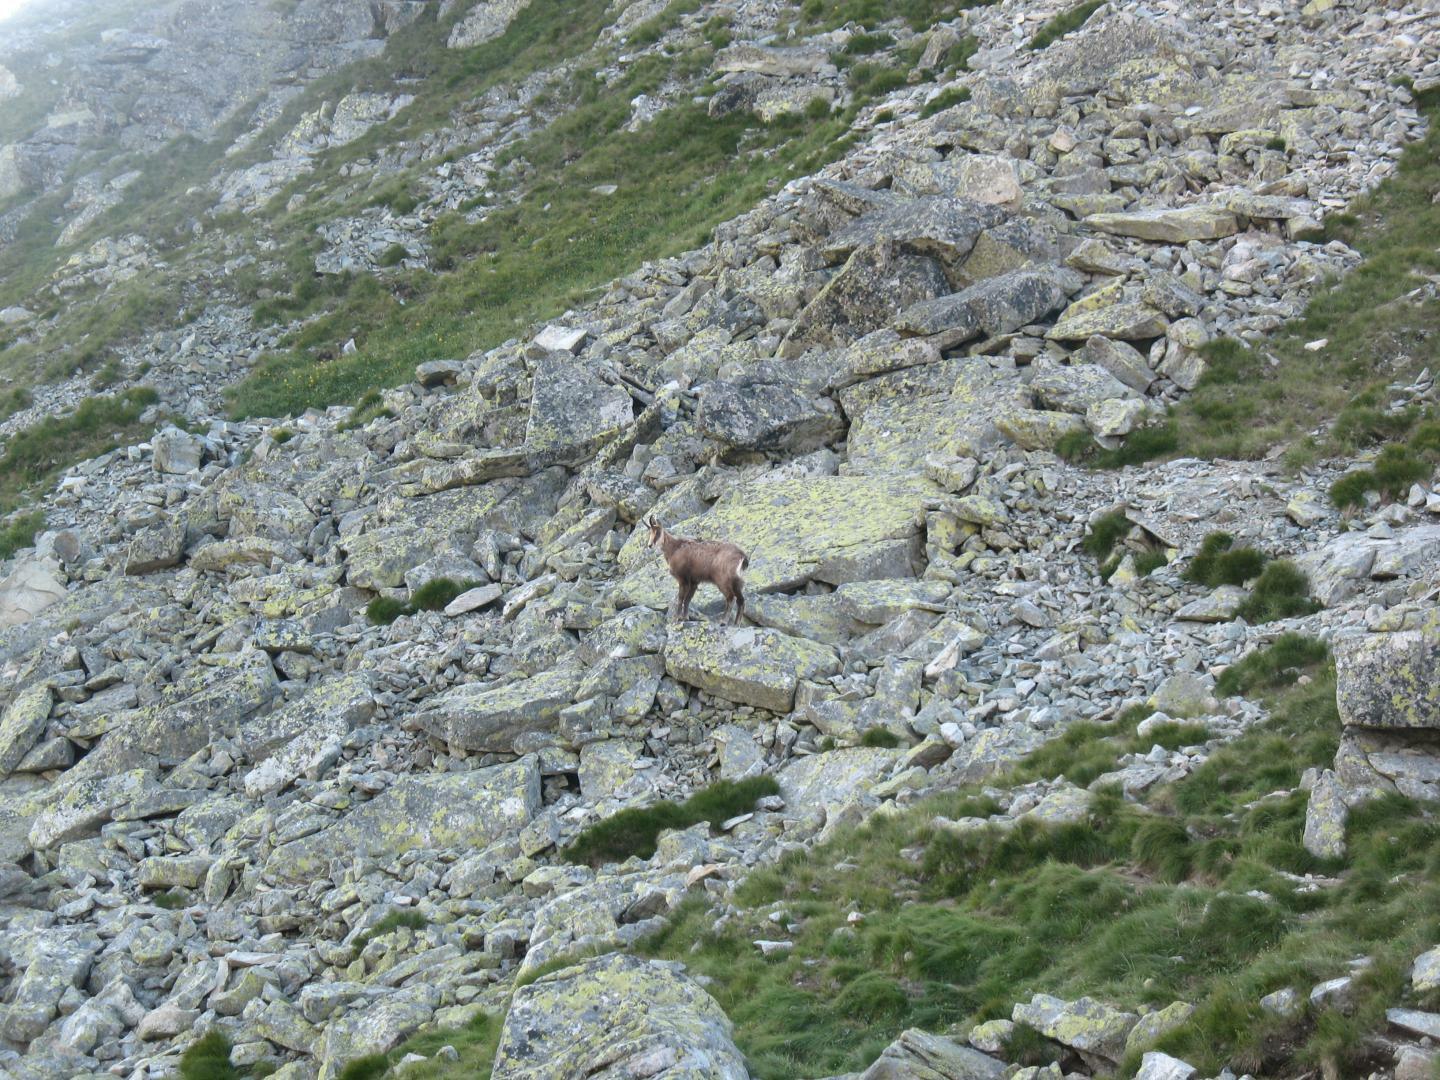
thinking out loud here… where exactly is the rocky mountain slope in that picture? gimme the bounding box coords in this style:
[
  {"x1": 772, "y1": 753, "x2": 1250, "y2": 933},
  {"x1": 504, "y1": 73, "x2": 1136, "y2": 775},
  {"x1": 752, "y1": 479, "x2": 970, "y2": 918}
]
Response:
[{"x1": 1, "y1": 0, "x2": 1440, "y2": 1078}]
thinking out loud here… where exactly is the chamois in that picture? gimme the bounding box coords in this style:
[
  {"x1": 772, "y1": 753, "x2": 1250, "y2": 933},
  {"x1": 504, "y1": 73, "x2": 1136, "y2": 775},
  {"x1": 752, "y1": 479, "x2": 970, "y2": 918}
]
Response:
[{"x1": 646, "y1": 516, "x2": 749, "y2": 625}]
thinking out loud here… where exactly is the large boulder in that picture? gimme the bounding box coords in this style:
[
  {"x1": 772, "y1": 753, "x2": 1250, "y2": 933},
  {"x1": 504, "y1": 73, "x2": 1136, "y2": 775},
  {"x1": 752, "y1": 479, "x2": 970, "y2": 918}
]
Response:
[
  {"x1": 777, "y1": 747, "x2": 896, "y2": 811},
  {"x1": 895, "y1": 268, "x2": 1076, "y2": 343},
  {"x1": 820, "y1": 198, "x2": 1008, "y2": 272},
  {"x1": 696, "y1": 379, "x2": 844, "y2": 454},
  {"x1": 1335, "y1": 617, "x2": 1440, "y2": 729},
  {"x1": 265, "y1": 757, "x2": 541, "y2": 882},
  {"x1": 1011, "y1": 994, "x2": 1138, "y2": 1064},
  {"x1": 525, "y1": 354, "x2": 635, "y2": 466},
  {"x1": 665, "y1": 622, "x2": 841, "y2": 713},
  {"x1": 413, "y1": 666, "x2": 585, "y2": 752},
  {"x1": 785, "y1": 241, "x2": 949, "y2": 350},
  {"x1": 615, "y1": 475, "x2": 935, "y2": 606},
  {"x1": 844, "y1": 361, "x2": 1028, "y2": 475},
  {"x1": 491, "y1": 953, "x2": 749, "y2": 1080},
  {"x1": 29, "y1": 768, "x2": 159, "y2": 851}
]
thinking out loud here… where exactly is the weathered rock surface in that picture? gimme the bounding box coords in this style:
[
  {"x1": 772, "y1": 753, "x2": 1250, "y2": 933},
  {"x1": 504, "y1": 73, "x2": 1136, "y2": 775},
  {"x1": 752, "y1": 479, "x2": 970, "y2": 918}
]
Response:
[{"x1": 491, "y1": 953, "x2": 749, "y2": 1079}]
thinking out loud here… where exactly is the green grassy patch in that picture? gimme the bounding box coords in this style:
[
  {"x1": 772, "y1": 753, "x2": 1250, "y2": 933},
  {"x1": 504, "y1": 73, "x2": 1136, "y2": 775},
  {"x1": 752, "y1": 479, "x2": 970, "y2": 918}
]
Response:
[
  {"x1": 642, "y1": 649, "x2": 1440, "y2": 1079},
  {"x1": 1216, "y1": 634, "x2": 1330, "y2": 697},
  {"x1": 366, "y1": 578, "x2": 486, "y2": 624},
  {"x1": 565, "y1": 776, "x2": 780, "y2": 866},
  {"x1": 1056, "y1": 421, "x2": 1181, "y2": 470},
  {"x1": 920, "y1": 84, "x2": 972, "y2": 118},
  {"x1": 1081, "y1": 509, "x2": 1130, "y2": 561},
  {"x1": 0, "y1": 510, "x2": 45, "y2": 561},
  {"x1": 1029, "y1": 0, "x2": 1105, "y2": 49},
  {"x1": 792, "y1": 0, "x2": 996, "y2": 33},
  {"x1": 338, "y1": 1011, "x2": 502, "y2": 1080},
  {"x1": 353, "y1": 908, "x2": 428, "y2": 954},
  {"x1": 860, "y1": 728, "x2": 902, "y2": 749},
  {"x1": 1330, "y1": 417, "x2": 1440, "y2": 508},
  {"x1": 227, "y1": 82, "x2": 863, "y2": 419}
]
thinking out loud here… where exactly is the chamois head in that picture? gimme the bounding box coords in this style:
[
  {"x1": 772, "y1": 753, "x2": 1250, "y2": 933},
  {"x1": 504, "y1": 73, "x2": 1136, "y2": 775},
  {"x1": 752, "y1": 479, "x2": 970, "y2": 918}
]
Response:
[{"x1": 645, "y1": 515, "x2": 664, "y2": 548}]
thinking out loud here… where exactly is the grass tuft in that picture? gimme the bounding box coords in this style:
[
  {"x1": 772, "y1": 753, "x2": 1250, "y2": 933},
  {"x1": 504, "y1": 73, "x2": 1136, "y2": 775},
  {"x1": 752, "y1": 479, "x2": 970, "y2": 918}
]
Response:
[
  {"x1": 0, "y1": 510, "x2": 44, "y2": 561},
  {"x1": 353, "y1": 908, "x2": 428, "y2": 954},
  {"x1": 1029, "y1": 0, "x2": 1105, "y2": 49},
  {"x1": 1182, "y1": 532, "x2": 1268, "y2": 587},
  {"x1": 920, "y1": 85, "x2": 972, "y2": 118},
  {"x1": 1082, "y1": 510, "x2": 1130, "y2": 561},
  {"x1": 860, "y1": 728, "x2": 902, "y2": 749},
  {"x1": 1234, "y1": 561, "x2": 1320, "y2": 625},
  {"x1": 180, "y1": 1030, "x2": 237, "y2": 1080}
]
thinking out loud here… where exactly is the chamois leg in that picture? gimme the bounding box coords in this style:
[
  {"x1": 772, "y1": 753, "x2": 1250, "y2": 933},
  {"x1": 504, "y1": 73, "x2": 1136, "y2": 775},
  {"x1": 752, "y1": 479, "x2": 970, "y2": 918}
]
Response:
[
  {"x1": 732, "y1": 580, "x2": 745, "y2": 626},
  {"x1": 676, "y1": 580, "x2": 696, "y2": 622}
]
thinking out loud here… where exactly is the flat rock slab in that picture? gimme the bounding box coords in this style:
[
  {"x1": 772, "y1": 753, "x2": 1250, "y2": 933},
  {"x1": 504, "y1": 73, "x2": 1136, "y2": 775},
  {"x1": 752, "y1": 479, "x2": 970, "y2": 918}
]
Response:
[
  {"x1": 414, "y1": 666, "x2": 585, "y2": 752},
  {"x1": 265, "y1": 757, "x2": 540, "y2": 882},
  {"x1": 665, "y1": 623, "x2": 840, "y2": 713},
  {"x1": 615, "y1": 474, "x2": 937, "y2": 606},
  {"x1": 491, "y1": 953, "x2": 748, "y2": 1080},
  {"x1": 895, "y1": 267, "x2": 1075, "y2": 342},
  {"x1": 1084, "y1": 205, "x2": 1239, "y2": 243}
]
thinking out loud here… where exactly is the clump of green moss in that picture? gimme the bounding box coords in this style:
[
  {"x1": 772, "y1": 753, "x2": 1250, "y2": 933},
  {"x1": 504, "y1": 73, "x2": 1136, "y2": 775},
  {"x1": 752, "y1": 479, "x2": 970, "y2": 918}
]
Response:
[
  {"x1": 860, "y1": 728, "x2": 902, "y2": 749},
  {"x1": 566, "y1": 776, "x2": 780, "y2": 866}
]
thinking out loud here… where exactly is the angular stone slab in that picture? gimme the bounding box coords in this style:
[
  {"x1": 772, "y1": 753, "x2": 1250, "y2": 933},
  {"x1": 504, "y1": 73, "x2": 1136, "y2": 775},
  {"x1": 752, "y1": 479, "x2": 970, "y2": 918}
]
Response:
[
  {"x1": 0, "y1": 683, "x2": 52, "y2": 778},
  {"x1": 414, "y1": 666, "x2": 584, "y2": 752},
  {"x1": 822, "y1": 197, "x2": 1008, "y2": 269},
  {"x1": 665, "y1": 622, "x2": 840, "y2": 713},
  {"x1": 525, "y1": 354, "x2": 634, "y2": 465},
  {"x1": 491, "y1": 953, "x2": 747, "y2": 1080},
  {"x1": 265, "y1": 757, "x2": 540, "y2": 882},
  {"x1": 1084, "y1": 205, "x2": 1239, "y2": 243},
  {"x1": 896, "y1": 268, "x2": 1076, "y2": 342}
]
